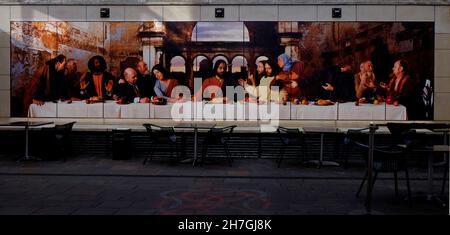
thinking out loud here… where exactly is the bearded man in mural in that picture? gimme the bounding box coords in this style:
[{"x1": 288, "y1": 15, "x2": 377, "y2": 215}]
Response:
[
  {"x1": 384, "y1": 59, "x2": 426, "y2": 120},
  {"x1": 64, "y1": 59, "x2": 83, "y2": 100},
  {"x1": 136, "y1": 60, "x2": 156, "y2": 99},
  {"x1": 80, "y1": 55, "x2": 116, "y2": 102},
  {"x1": 195, "y1": 60, "x2": 236, "y2": 103},
  {"x1": 23, "y1": 54, "x2": 68, "y2": 114}
]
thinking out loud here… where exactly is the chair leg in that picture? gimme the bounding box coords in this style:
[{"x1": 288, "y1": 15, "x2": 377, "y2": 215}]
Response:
[
  {"x1": 441, "y1": 158, "x2": 449, "y2": 196},
  {"x1": 175, "y1": 143, "x2": 180, "y2": 162},
  {"x1": 169, "y1": 143, "x2": 175, "y2": 164},
  {"x1": 405, "y1": 168, "x2": 412, "y2": 208},
  {"x1": 277, "y1": 145, "x2": 285, "y2": 168},
  {"x1": 394, "y1": 171, "x2": 399, "y2": 198},
  {"x1": 224, "y1": 144, "x2": 232, "y2": 167},
  {"x1": 302, "y1": 138, "x2": 308, "y2": 160},
  {"x1": 371, "y1": 171, "x2": 378, "y2": 192},
  {"x1": 356, "y1": 171, "x2": 368, "y2": 198},
  {"x1": 143, "y1": 145, "x2": 155, "y2": 165},
  {"x1": 343, "y1": 145, "x2": 349, "y2": 169},
  {"x1": 201, "y1": 143, "x2": 207, "y2": 167}
]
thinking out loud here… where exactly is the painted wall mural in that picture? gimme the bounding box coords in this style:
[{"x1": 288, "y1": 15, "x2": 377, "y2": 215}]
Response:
[{"x1": 10, "y1": 21, "x2": 434, "y2": 120}]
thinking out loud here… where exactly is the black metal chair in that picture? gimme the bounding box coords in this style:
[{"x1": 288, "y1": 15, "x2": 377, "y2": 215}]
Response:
[
  {"x1": 200, "y1": 125, "x2": 236, "y2": 167},
  {"x1": 40, "y1": 121, "x2": 76, "y2": 161},
  {"x1": 142, "y1": 123, "x2": 180, "y2": 165},
  {"x1": 276, "y1": 126, "x2": 308, "y2": 168},
  {"x1": 341, "y1": 127, "x2": 370, "y2": 169},
  {"x1": 353, "y1": 125, "x2": 415, "y2": 207}
]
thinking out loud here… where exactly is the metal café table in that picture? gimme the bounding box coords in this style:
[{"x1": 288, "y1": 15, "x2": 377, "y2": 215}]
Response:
[
  {"x1": 365, "y1": 124, "x2": 450, "y2": 213},
  {"x1": 425, "y1": 127, "x2": 450, "y2": 207},
  {"x1": 0, "y1": 121, "x2": 53, "y2": 163},
  {"x1": 174, "y1": 123, "x2": 216, "y2": 166},
  {"x1": 302, "y1": 127, "x2": 340, "y2": 168}
]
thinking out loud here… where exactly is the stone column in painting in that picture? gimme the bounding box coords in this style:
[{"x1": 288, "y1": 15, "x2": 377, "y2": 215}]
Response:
[{"x1": 138, "y1": 22, "x2": 166, "y2": 67}]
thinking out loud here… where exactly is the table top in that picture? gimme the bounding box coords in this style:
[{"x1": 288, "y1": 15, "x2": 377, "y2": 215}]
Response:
[
  {"x1": 174, "y1": 123, "x2": 217, "y2": 129},
  {"x1": 0, "y1": 121, "x2": 53, "y2": 127},
  {"x1": 431, "y1": 128, "x2": 450, "y2": 133},
  {"x1": 302, "y1": 127, "x2": 339, "y2": 133}
]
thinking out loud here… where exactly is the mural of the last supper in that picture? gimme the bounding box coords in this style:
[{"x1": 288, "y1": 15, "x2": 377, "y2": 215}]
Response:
[{"x1": 10, "y1": 21, "x2": 434, "y2": 120}]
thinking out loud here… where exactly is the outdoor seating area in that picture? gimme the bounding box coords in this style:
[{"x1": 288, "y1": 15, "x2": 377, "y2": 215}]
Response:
[{"x1": 0, "y1": 119, "x2": 448, "y2": 215}]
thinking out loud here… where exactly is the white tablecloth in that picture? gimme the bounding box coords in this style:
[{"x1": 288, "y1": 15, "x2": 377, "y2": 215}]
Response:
[
  {"x1": 338, "y1": 102, "x2": 407, "y2": 120},
  {"x1": 28, "y1": 101, "x2": 408, "y2": 120},
  {"x1": 338, "y1": 102, "x2": 386, "y2": 120},
  {"x1": 291, "y1": 103, "x2": 338, "y2": 120},
  {"x1": 385, "y1": 104, "x2": 408, "y2": 120},
  {"x1": 57, "y1": 101, "x2": 104, "y2": 118},
  {"x1": 29, "y1": 102, "x2": 57, "y2": 118}
]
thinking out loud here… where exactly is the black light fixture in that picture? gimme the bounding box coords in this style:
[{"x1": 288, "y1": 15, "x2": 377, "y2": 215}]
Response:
[
  {"x1": 332, "y1": 8, "x2": 342, "y2": 18},
  {"x1": 100, "y1": 8, "x2": 110, "y2": 18},
  {"x1": 215, "y1": 8, "x2": 224, "y2": 18}
]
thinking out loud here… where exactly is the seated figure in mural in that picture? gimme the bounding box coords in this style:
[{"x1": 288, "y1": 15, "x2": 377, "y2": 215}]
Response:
[
  {"x1": 116, "y1": 68, "x2": 150, "y2": 104},
  {"x1": 354, "y1": 60, "x2": 380, "y2": 103},
  {"x1": 239, "y1": 59, "x2": 280, "y2": 103},
  {"x1": 152, "y1": 64, "x2": 180, "y2": 103},
  {"x1": 195, "y1": 60, "x2": 236, "y2": 103},
  {"x1": 247, "y1": 60, "x2": 267, "y2": 87},
  {"x1": 135, "y1": 60, "x2": 156, "y2": 99},
  {"x1": 275, "y1": 54, "x2": 308, "y2": 101},
  {"x1": 80, "y1": 55, "x2": 116, "y2": 101},
  {"x1": 24, "y1": 54, "x2": 68, "y2": 112},
  {"x1": 320, "y1": 64, "x2": 356, "y2": 102},
  {"x1": 384, "y1": 59, "x2": 425, "y2": 120},
  {"x1": 64, "y1": 59, "x2": 83, "y2": 101}
]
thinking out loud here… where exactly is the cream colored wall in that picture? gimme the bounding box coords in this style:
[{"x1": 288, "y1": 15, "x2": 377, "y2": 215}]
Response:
[{"x1": 0, "y1": 5, "x2": 448, "y2": 121}]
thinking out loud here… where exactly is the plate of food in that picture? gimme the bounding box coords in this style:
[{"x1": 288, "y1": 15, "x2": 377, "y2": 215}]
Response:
[
  {"x1": 85, "y1": 96, "x2": 104, "y2": 104},
  {"x1": 151, "y1": 97, "x2": 167, "y2": 105},
  {"x1": 314, "y1": 99, "x2": 335, "y2": 106}
]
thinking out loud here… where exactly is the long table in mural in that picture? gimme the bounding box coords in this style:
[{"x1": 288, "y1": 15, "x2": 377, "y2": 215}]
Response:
[{"x1": 28, "y1": 101, "x2": 407, "y2": 120}]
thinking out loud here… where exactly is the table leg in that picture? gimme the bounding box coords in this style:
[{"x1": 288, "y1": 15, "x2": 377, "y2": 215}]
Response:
[
  {"x1": 193, "y1": 127, "x2": 198, "y2": 166},
  {"x1": 24, "y1": 123, "x2": 29, "y2": 158},
  {"x1": 423, "y1": 152, "x2": 447, "y2": 207},
  {"x1": 427, "y1": 152, "x2": 434, "y2": 201},
  {"x1": 318, "y1": 133, "x2": 324, "y2": 168},
  {"x1": 318, "y1": 133, "x2": 340, "y2": 168},
  {"x1": 17, "y1": 124, "x2": 41, "y2": 164},
  {"x1": 366, "y1": 124, "x2": 376, "y2": 214}
]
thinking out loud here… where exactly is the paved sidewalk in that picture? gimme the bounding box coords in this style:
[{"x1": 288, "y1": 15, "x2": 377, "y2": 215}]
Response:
[{"x1": 0, "y1": 155, "x2": 448, "y2": 215}]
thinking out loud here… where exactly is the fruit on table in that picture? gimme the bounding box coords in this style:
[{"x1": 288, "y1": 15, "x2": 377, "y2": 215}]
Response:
[
  {"x1": 301, "y1": 99, "x2": 309, "y2": 105},
  {"x1": 386, "y1": 97, "x2": 393, "y2": 104},
  {"x1": 373, "y1": 99, "x2": 379, "y2": 105},
  {"x1": 393, "y1": 101, "x2": 399, "y2": 106}
]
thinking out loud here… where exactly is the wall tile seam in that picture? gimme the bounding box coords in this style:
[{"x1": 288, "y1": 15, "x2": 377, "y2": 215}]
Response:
[{"x1": 0, "y1": 3, "x2": 450, "y2": 6}]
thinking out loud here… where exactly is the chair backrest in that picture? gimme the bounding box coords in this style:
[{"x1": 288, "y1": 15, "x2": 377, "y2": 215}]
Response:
[
  {"x1": 277, "y1": 126, "x2": 301, "y2": 145},
  {"x1": 53, "y1": 122, "x2": 76, "y2": 139},
  {"x1": 206, "y1": 125, "x2": 236, "y2": 144},
  {"x1": 347, "y1": 125, "x2": 409, "y2": 171},
  {"x1": 143, "y1": 123, "x2": 176, "y2": 143},
  {"x1": 343, "y1": 127, "x2": 370, "y2": 145},
  {"x1": 55, "y1": 121, "x2": 76, "y2": 132}
]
